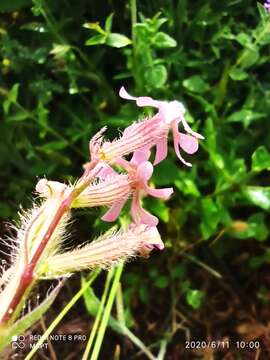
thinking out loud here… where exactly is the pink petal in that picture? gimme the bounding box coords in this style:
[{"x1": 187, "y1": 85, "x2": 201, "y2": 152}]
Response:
[
  {"x1": 114, "y1": 157, "x2": 131, "y2": 172},
  {"x1": 137, "y1": 161, "x2": 153, "y2": 183},
  {"x1": 154, "y1": 137, "x2": 168, "y2": 165},
  {"x1": 179, "y1": 133, "x2": 199, "y2": 154},
  {"x1": 101, "y1": 198, "x2": 127, "y2": 222},
  {"x1": 119, "y1": 87, "x2": 160, "y2": 108},
  {"x1": 131, "y1": 148, "x2": 151, "y2": 165},
  {"x1": 131, "y1": 195, "x2": 158, "y2": 226},
  {"x1": 139, "y1": 207, "x2": 159, "y2": 227},
  {"x1": 180, "y1": 114, "x2": 204, "y2": 139},
  {"x1": 98, "y1": 163, "x2": 118, "y2": 179},
  {"x1": 173, "y1": 132, "x2": 192, "y2": 167},
  {"x1": 136, "y1": 97, "x2": 160, "y2": 108},
  {"x1": 146, "y1": 186, "x2": 173, "y2": 199},
  {"x1": 159, "y1": 101, "x2": 186, "y2": 124},
  {"x1": 119, "y1": 86, "x2": 137, "y2": 101},
  {"x1": 172, "y1": 120, "x2": 192, "y2": 166}
]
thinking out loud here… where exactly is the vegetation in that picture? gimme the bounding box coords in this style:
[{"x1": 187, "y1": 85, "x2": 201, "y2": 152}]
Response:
[{"x1": 0, "y1": 0, "x2": 270, "y2": 358}]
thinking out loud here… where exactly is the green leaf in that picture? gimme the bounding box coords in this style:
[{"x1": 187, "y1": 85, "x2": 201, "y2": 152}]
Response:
[
  {"x1": 241, "y1": 47, "x2": 260, "y2": 69},
  {"x1": 183, "y1": 75, "x2": 209, "y2": 94},
  {"x1": 152, "y1": 32, "x2": 177, "y2": 48},
  {"x1": 3, "y1": 84, "x2": 20, "y2": 114},
  {"x1": 85, "y1": 34, "x2": 107, "y2": 46},
  {"x1": 200, "y1": 198, "x2": 230, "y2": 239},
  {"x1": 82, "y1": 285, "x2": 100, "y2": 316},
  {"x1": 175, "y1": 178, "x2": 200, "y2": 197},
  {"x1": 20, "y1": 22, "x2": 48, "y2": 33},
  {"x1": 145, "y1": 64, "x2": 167, "y2": 89},
  {"x1": 6, "y1": 111, "x2": 28, "y2": 122},
  {"x1": 50, "y1": 44, "x2": 71, "y2": 58},
  {"x1": 186, "y1": 289, "x2": 204, "y2": 310},
  {"x1": 229, "y1": 67, "x2": 248, "y2": 81},
  {"x1": 8, "y1": 83, "x2": 20, "y2": 102},
  {"x1": 242, "y1": 186, "x2": 270, "y2": 210},
  {"x1": 235, "y1": 32, "x2": 252, "y2": 48},
  {"x1": 226, "y1": 109, "x2": 264, "y2": 128},
  {"x1": 225, "y1": 157, "x2": 247, "y2": 181},
  {"x1": 83, "y1": 22, "x2": 106, "y2": 34},
  {"x1": 105, "y1": 13, "x2": 114, "y2": 32},
  {"x1": 106, "y1": 33, "x2": 131, "y2": 48},
  {"x1": 154, "y1": 276, "x2": 170, "y2": 288},
  {"x1": 252, "y1": 146, "x2": 270, "y2": 172},
  {"x1": 37, "y1": 140, "x2": 68, "y2": 152},
  {"x1": 257, "y1": 3, "x2": 270, "y2": 25}
]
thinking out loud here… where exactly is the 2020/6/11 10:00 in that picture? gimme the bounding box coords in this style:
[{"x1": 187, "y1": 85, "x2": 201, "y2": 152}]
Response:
[{"x1": 185, "y1": 340, "x2": 260, "y2": 350}]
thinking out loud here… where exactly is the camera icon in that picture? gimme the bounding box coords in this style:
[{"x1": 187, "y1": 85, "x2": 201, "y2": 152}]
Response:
[{"x1": 12, "y1": 335, "x2": 25, "y2": 349}]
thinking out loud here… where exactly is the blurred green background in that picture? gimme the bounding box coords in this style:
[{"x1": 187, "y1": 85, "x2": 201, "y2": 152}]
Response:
[{"x1": 1, "y1": 0, "x2": 270, "y2": 358}]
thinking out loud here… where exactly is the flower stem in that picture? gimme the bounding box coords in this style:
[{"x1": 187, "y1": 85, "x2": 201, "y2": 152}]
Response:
[{"x1": 0, "y1": 162, "x2": 99, "y2": 325}]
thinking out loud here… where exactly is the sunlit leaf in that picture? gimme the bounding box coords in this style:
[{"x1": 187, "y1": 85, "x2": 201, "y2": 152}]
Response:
[
  {"x1": 152, "y1": 32, "x2": 177, "y2": 48},
  {"x1": 85, "y1": 34, "x2": 107, "y2": 46},
  {"x1": 251, "y1": 146, "x2": 270, "y2": 172},
  {"x1": 183, "y1": 75, "x2": 209, "y2": 94},
  {"x1": 106, "y1": 33, "x2": 132, "y2": 48},
  {"x1": 242, "y1": 186, "x2": 270, "y2": 210},
  {"x1": 186, "y1": 289, "x2": 204, "y2": 309},
  {"x1": 105, "y1": 13, "x2": 114, "y2": 32},
  {"x1": 229, "y1": 67, "x2": 248, "y2": 81}
]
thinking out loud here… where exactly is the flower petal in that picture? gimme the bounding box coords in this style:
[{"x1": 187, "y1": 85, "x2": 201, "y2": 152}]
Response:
[
  {"x1": 180, "y1": 114, "x2": 204, "y2": 139},
  {"x1": 173, "y1": 139, "x2": 192, "y2": 167},
  {"x1": 137, "y1": 161, "x2": 153, "y2": 183},
  {"x1": 172, "y1": 120, "x2": 192, "y2": 166},
  {"x1": 159, "y1": 101, "x2": 186, "y2": 124},
  {"x1": 131, "y1": 192, "x2": 159, "y2": 226},
  {"x1": 119, "y1": 87, "x2": 160, "y2": 108},
  {"x1": 101, "y1": 198, "x2": 127, "y2": 222},
  {"x1": 134, "y1": 225, "x2": 164, "y2": 257},
  {"x1": 139, "y1": 208, "x2": 159, "y2": 226},
  {"x1": 131, "y1": 148, "x2": 151, "y2": 165},
  {"x1": 97, "y1": 163, "x2": 118, "y2": 179},
  {"x1": 179, "y1": 133, "x2": 199, "y2": 154},
  {"x1": 154, "y1": 137, "x2": 168, "y2": 165},
  {"x1": 146, "y1": 186, "x2": 173, "y2": 199},
  {"x1": 119, "y1": 86, "x2": 137, "y2": 101}
]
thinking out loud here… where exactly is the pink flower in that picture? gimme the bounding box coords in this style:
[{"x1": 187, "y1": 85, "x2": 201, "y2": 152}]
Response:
[
  {"x1": 102, "y1": 148, "x2": 173, "y2": 226},
  {"x1": 119, "y1": 87, "x2": 204, "y2": 166},
  {"x1": 89, "y1": 119, "x2": 168, "y2": 164},
  {"x1": 264, "y1": 0, "x2": 270, "y2": 11},
  {"x1": 36, "y1": 175, "x2": 132, "y2": 210}
]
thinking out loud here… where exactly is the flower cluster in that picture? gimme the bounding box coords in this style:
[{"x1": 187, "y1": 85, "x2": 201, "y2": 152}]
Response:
[
  {"x1": 0, "y1": 87, "x2": 203, "y2": 333},
  {"x1": 38, "y1": 87, "x2": 203, "y2": 231},
  {"x1": 38, "y1": 87, "x2": 203, "y2": 230},
  {"x1": 86, "y1": 87, "x2": 203, "y2": 226}
]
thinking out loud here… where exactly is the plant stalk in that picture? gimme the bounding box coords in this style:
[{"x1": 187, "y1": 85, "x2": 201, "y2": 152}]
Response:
[{"x1": 0, "y1": 161, "x2": 99, "y2": 325}]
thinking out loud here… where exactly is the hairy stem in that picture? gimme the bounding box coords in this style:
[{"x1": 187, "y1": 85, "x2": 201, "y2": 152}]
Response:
[{"x1": 0, "y1": 161, "x2": 98, "y2": 325}]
